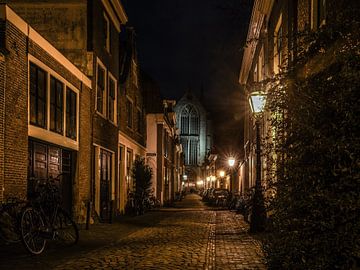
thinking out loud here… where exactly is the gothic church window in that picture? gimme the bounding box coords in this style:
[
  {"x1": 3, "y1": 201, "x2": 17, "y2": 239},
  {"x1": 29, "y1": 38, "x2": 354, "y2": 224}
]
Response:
[{"x1": 180, "y1": 105, "x2": 199, "y2": 135}]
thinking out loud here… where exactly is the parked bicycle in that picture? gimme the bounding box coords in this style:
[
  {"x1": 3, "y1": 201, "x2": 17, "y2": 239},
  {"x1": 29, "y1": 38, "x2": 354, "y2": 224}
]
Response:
[{"x1": 20, "y1": 173, "x2": 79, "y2": 255}]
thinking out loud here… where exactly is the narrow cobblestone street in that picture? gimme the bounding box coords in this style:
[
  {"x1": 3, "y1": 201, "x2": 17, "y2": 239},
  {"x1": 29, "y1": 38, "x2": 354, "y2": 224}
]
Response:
[{"x1": 0, "y1": 194, "x2": 265, "y2": 270}]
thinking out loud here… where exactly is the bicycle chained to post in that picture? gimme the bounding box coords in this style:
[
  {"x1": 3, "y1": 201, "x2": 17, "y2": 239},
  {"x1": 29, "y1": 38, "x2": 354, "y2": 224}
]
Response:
[{"x1": 0, "y1": 173, "x2": 79, "y2": 255}]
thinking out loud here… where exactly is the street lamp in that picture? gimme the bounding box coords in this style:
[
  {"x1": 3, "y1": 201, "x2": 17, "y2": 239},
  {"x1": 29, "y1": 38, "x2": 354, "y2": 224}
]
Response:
[
  {"x1": 248, "y1": 90, "x2": 267, "y2": 233},
  {"x1": 227, "y1": 157, "x2": 235, "y2": 191},
  {"x1": 228, "y1": 157, "x2": 235, "y2": 167}
]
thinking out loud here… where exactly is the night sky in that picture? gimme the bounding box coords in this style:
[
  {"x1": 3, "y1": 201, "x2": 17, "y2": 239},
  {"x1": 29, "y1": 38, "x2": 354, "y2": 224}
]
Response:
[{"x1": 123, "y1": 0, "x2": 252, "y2": 156}]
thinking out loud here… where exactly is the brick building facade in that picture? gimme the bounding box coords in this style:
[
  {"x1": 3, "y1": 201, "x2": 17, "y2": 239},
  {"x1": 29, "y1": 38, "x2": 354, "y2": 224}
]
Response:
[
  {"x1": 6, "y1": 0, "x2": 128, "y2": 222},
  {"x1": 117, "y1": 27, "x2": 147, "y2": 213},
  {"x1": 0, "y1": 5, "x2": 92, "y2": 221}
]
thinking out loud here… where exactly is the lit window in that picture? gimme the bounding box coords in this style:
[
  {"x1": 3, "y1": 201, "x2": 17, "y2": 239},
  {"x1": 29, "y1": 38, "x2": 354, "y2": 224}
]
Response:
[
  {"x1": 50, "y1": 76, "x2": 64, "y2": 134},
  {"x1": 30, "y1": 63, "x2": 47, "y2": 128}
]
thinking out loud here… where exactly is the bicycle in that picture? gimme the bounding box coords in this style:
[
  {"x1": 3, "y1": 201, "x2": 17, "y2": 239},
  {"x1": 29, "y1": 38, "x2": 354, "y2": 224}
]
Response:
[{"x1": 20, "y1": 174, "x2": 79, "y2": 255}]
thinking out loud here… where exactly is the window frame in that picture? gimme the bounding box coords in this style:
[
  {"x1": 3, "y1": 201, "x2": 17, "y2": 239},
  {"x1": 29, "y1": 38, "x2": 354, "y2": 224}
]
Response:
[
  {"x1": 96, "y1": 58, "x2": 107, "y2": 117},
  {"x1": 50, "y1": 75, "x2": 64, "y2": 135},
  {"x1": 29, "y1": 63, "x2": 47, "y2": 129},
  {"x1": 28, "y1": 55, "x2": 80, "y2": 151},
  {"x1": 66, "y1": 87, "x2": 78, "y2": 140},
  {"x1": 108, "y1": 72, "x2": 117, "y2": 125}
]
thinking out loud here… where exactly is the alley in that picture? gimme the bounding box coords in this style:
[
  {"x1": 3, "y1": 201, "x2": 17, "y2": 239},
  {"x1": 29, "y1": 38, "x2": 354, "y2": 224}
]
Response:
[{"x1": 0, "y1": 194, "x2": 265, "y2": 270}]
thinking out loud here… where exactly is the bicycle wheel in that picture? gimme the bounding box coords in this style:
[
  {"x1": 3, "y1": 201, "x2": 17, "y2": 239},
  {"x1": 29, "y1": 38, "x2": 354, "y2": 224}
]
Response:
[
  {"x1": 20, "y1": 207, "x2": 46, "y2": 255},
  {"x1": 54, "y1": 208, "x2": 79, "y2": 246}
]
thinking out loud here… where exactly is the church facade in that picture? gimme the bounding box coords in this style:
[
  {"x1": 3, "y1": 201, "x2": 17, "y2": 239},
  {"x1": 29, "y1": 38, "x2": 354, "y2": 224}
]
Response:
[{"x1": 174, "y1": 91, "x2": 213, "y2": 187}]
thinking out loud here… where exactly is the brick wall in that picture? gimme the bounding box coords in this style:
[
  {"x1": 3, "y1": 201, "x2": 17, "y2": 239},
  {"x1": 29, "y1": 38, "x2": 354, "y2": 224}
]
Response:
[
  {"x1": 8, "y1": 1, "x2": 89, "y2": 75},
  {"x1": 4, "y1": 21, "x2": 28, "y2": 199},
  {"x1": 0, "y1": 51, "x2": 5, "y2": 202},
  {"x1": 76, "y1": 83, "x2": 92, "y2": 223},
  {"x1": 119, "y1": 75, "x2": 146, "y2": 147},
  {"x1": 2, "y1": 17, "x2": 93, "y2": 222}
]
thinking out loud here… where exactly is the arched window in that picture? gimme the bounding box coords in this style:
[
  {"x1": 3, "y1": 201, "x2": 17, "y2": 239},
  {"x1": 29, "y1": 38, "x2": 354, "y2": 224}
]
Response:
[
  {"x1": 180, "y1": 105, "x2": 199, "y2": 165},
  {"x1": 180, "y1": 105, "x2": 199, "y2": 135}
]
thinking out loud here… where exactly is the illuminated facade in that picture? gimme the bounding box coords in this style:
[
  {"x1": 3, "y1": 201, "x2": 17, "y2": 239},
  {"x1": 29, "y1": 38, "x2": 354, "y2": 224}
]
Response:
[{"x1": 174, "y1": 91, "x2": 213, "y2": 186}]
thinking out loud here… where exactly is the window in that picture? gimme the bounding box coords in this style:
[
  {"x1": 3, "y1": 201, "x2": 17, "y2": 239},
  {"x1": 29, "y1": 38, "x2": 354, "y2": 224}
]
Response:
[
  {"x1": 30, "y1": 63, "x2": 47, "y2": 128},
  {"x1": 96, "y1": 64, "x2": 105, "y2": 114},
  {"x1": 50, "y1": 76, "x2": 64, "y2": 134},
  {"x1": 29, "y1": 60, "x2": 79, "y2": 146},
  {"x1": 189, "y1": 140, "x2": 198, "y2": 165},
  {"x1": 108, "y1": 76, "x2": 116, "y2": 123},
  {"x1": 311, "y1": 0, "x2": 326, "y2": 30},
  {"x1": 181, "y1": 138, "x2": 198, "y2": 165},
  {"x1": 104, "y1": 13, "x2": 111, "y2": 53},
  {"x1": 180, "y1": 105, "x2": 199, "y2": 136},
  {"x1": 126, "y1": 98, "x2": 133, "y2": 128},
  {"x1": 66, "y1": 87, "x2": 77, "y2": 140}
]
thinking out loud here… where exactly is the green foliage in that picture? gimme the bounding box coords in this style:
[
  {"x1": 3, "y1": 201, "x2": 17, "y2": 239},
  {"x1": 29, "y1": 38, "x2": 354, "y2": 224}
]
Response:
[
  {"x1": 131, "y1": 158, "x2": 153, "y2": 202},
  {"x1": 262, "y1": 20, "x2": 360, "y2": 270}
]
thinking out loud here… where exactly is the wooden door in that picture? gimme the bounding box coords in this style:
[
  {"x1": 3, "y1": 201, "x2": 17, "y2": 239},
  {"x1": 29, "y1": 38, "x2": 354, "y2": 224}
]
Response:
[{"x1": 100, "y1": 149, "x2": 112, "y2": 222}]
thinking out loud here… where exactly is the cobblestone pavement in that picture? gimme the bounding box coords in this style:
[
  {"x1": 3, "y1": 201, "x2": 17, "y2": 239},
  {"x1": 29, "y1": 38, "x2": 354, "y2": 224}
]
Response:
[{"x1": 0, "y1": 194, "x2": 266, "y2": 270}]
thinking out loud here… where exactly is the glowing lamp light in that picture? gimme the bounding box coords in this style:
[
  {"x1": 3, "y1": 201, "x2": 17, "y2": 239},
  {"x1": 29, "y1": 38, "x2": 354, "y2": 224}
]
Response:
[
  {"x1": 197, "y1": 180, "x2": 204, "y2": 186},
  {"x1": 210, "y1": 175, "x2": 216, "y2": 182},
  {"x1": 228, "y1": 158, "x2": 235, "y2": 167},
  {"x1": 206, "y1": 176, "x2": 210, "y2": 182},
  {"x1": 183, "y1": 175, "x2": 187, "y2": 180},
  {"x1": 248, "y1": 91, "x2": 267, "y2": 114},
  {"x1": 219, "y1": 171, "x2": 225, "y2": 177}
]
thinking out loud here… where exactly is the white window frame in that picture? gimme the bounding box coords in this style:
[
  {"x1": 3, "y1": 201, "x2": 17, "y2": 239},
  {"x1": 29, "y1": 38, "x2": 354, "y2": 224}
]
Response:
[
  {"x1": 96, "y1": 58, "x2": 107, "y2": 118},
  {"x1": 28, "y1": 55, "x2": 79, "y2": 151},
  {"x1": 108, "y1": 72, "x2": 117, "y2": 125}
]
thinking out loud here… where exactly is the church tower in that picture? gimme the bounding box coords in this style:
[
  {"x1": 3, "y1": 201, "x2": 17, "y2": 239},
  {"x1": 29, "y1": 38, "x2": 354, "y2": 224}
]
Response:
[{"x1": 174, "y1": 90, "x2": 213, "y2": 187}]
